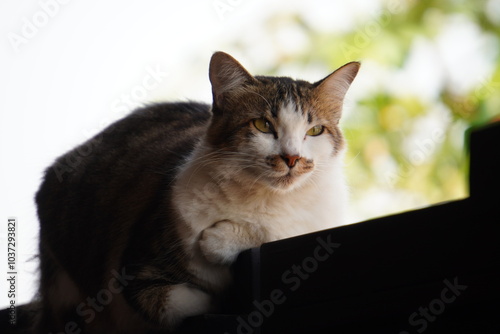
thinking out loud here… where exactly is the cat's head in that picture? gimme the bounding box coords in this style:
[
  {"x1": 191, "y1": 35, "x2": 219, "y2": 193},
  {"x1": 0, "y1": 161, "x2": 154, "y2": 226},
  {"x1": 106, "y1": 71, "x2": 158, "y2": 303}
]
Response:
[{"x1": 206, "y1": 51, "x2": 359, "y2": 192}]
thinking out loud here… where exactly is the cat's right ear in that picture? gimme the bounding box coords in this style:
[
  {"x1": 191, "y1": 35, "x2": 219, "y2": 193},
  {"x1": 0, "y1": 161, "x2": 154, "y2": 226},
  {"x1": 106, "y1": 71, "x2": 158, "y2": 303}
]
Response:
[{"x1": 209, "y1": 52, "x2": 254, "y2": 107}]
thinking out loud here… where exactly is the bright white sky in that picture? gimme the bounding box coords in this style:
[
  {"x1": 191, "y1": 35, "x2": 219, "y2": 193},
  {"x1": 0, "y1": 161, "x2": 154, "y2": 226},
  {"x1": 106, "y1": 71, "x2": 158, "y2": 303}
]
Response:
[{"x1": 0, "y1": 0, "x2": 496, "y2": 308}]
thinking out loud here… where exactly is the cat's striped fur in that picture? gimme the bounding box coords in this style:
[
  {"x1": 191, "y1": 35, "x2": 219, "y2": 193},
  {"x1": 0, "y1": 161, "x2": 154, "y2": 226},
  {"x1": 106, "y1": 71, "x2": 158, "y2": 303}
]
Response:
[{"x1": 35, "y1": 52, "x2": 359, "y2": 333}]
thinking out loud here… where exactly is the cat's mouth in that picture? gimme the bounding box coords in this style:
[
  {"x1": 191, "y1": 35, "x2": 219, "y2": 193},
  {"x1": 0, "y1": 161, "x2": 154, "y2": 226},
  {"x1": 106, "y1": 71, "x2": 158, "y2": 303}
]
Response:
[
  {"x1": 259, "y1": 154, "x2": 315, "y2": 190},
  {"x1": 269, "y1": 168, "x2": 311, "y2": 191}
]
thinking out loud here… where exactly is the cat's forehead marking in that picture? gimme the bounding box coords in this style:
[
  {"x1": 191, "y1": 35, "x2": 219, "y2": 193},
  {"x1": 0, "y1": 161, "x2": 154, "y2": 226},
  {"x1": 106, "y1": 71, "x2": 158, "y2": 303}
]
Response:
[
  {"x1": 270, "y1": 101, "x2": 279, "y2": 119},
  {"x1": 307, "y1": 111, "x2": 313, "y2": 123},
  {"x1": 262, "y1": 78, "x2": 312, "y2": 121},
  {"x1": 277, "y1": 100, "x2": 309, "y2": 133},
  {"x1": 277, "y1": 100, "x2": 306, "y2": 156}
]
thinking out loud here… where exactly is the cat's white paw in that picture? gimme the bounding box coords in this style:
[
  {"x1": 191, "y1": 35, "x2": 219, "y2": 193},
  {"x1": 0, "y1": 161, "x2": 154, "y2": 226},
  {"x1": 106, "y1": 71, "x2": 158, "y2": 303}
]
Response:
[
  {"x1": 164, "y1": 283, "x2": 214, "y2": 327},
  {"x1": 199, "y1": 220, "x2": 241, "y2": 265}
]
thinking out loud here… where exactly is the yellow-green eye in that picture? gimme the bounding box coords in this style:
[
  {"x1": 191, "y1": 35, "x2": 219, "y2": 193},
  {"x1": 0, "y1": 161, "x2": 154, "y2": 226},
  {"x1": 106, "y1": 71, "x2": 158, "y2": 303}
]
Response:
[
  {"x1": 306, "y1": 125, "x2": 324, "y2": 136},
  {"x1": 253, "y1": 118, "x2": 273, "y2": 134}
]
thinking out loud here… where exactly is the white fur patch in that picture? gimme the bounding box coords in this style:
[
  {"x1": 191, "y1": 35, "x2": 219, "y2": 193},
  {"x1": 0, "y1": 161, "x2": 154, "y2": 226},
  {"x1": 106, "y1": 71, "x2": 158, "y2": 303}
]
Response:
[
  {"x1": 277, "y1": 101, "x2": 307, "y2": 156},
  {"x1": 164, "y1": 284, "x2": 213, "y2": 326}
]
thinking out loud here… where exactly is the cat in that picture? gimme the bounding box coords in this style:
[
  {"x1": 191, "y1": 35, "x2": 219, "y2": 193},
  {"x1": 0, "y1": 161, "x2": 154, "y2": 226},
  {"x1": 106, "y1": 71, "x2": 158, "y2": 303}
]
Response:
[{"x1": 34, "y1": 51, "x2": 360, "y2": 333}]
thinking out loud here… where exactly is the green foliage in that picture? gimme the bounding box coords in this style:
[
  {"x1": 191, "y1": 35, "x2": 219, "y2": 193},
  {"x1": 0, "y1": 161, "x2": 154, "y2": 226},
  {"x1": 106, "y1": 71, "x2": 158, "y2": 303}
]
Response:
[{"x1": 255, "y1": 1, "x2": 500, "y2": 221}]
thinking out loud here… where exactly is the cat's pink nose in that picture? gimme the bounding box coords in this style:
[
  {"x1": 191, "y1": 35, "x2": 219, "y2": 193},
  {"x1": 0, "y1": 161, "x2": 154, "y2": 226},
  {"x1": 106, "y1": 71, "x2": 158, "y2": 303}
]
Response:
[{"x1": 281, "y1": 154, "x2": 301, "y2": 168}]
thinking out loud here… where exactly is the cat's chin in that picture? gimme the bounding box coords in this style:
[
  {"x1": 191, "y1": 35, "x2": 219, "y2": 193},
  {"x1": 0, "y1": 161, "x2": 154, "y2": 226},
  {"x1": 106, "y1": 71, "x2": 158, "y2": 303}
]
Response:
[{"x1": 266, "y1": 173, "x2": 309, "y2": 192}]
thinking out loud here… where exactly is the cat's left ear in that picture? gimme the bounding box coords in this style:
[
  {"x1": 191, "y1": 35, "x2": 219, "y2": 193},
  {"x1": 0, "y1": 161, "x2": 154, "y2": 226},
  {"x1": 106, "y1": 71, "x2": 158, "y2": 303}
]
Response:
[
  {"x1": 209, "y1": 51, "x2": 255, "y2": 107},
  {"x1": 314, "y1": 61, "x2": 360, "y2": 114}
]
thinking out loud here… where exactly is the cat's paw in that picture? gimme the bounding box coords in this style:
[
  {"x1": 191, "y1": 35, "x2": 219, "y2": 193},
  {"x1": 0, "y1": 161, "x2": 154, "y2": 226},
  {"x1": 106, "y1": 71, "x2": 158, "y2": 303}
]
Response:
[{"x1": 199, "y1": 220, "x2": 241, "y2": 265}]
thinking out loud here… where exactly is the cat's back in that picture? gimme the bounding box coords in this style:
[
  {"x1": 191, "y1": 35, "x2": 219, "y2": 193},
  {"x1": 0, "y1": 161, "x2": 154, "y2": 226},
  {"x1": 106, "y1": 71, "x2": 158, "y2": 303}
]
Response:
[
  {"x1": 40, "y1": 101, "x2": 212, "y2": 183},
  {"x1": 36, "y1": 102, "x2": 211, "y2": 290},
  {"x1": 37, "y1": 101, "x2": 211, "y2": 202}
]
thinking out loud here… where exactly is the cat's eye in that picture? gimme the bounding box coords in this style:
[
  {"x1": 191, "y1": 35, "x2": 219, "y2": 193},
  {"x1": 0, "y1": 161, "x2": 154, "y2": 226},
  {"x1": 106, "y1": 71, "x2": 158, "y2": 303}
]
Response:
[
  {"x1": 306, "y1": 125, "x2": 324, "y2": 136},
  {"x1": 253, "y1": 118, "x2": 273, "y2": 134}
]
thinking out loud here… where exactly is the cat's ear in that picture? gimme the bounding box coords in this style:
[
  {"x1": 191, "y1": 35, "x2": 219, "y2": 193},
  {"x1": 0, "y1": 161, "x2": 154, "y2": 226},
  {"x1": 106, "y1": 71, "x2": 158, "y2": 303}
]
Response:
[
  {"x1": 314, "y1": 61, "x2": 360, "y2": 113},
  {"x1": 209, "y1": 52, "x2": 254, "y2": 107}
]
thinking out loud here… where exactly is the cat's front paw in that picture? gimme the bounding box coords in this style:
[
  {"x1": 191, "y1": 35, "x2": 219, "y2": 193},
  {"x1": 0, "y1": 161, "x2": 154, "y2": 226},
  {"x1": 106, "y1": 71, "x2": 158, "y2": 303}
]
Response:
[{"x1": 199, "y1": 220, "x2": 242, "y2": 265}]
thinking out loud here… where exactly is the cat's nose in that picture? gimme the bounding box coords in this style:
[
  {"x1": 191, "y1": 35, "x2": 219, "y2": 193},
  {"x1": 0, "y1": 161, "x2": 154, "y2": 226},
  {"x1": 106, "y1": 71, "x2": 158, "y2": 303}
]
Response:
[{"x1": 281, "y1": 154, "x2": 301, "y2": 168}]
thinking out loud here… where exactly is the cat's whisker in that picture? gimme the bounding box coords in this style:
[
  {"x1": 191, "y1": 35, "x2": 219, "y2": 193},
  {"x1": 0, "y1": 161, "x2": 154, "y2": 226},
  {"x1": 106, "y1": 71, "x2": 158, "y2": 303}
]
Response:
[
  {"x1": 168, "y1": 150, "x2": 215, "y2": 185},
  {"x1": 181, "y1": 149, "x2": 238, "y2": 185},
  {"x1": 306, "y1": 175, "x2": 322, "y2": 192},
  {"x1": 246, "y1": 90, "x2": 272, "y2": 110},
  {"x1": 246, "y1": 170, "x2": 271, "y2": 195}
]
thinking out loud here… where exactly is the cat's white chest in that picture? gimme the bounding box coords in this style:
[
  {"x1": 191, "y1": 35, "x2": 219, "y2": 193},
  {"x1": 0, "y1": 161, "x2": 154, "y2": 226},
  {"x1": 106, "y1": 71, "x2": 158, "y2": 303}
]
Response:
[{"x1": 173, "y1": 159, "x2": 346, "y2": 243}]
